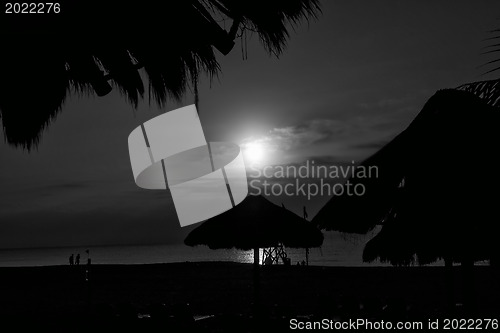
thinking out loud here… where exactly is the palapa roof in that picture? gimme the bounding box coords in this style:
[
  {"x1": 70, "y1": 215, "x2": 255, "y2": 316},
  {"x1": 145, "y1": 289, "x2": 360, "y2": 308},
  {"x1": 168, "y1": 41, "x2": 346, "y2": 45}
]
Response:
[
  {"x1": 184, "y1": 195, "x2": 323, "y2": 250},
  {"x1": 0, "y1": 0, "x2": 321, "y2": 149},
  {"x1": 313, "y1": 89, "x2": 500, "y2": 265}
]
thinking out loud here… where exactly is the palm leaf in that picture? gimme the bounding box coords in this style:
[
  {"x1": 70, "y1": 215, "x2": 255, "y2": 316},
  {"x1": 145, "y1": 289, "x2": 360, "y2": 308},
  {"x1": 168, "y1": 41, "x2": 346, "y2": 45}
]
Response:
[
  {"x1": 0, "y1": 0, "x2": 321, "y2": 149},
  {"x1": 455, "y1": 28, "x2": 500, "y2": 107},
  {"x1": 212, "y1": 0, "x2": 321, "y2": 56},
  {"x1": 456, "y1": 79, "x2": 500, "y2": 107}
]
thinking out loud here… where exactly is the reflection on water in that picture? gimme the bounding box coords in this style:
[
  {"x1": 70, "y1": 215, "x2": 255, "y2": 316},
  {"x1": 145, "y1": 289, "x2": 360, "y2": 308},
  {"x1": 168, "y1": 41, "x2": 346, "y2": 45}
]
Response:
[{"x1": 0, "y1": 231, "x2": 482, "y2": 267}]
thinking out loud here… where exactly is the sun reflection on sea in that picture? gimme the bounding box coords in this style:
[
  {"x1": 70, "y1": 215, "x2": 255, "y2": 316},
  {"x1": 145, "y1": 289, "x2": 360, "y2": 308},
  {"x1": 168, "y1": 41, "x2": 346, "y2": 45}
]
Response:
[{"x1": 233, "y1": 249, "x2": 256, "y2": 264}]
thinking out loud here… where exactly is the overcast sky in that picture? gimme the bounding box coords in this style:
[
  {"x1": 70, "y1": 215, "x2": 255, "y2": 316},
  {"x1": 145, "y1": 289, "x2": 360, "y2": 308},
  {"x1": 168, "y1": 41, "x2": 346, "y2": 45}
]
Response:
[{"x1": 1, "y1": 1, "x2": 500, "y2": 249}]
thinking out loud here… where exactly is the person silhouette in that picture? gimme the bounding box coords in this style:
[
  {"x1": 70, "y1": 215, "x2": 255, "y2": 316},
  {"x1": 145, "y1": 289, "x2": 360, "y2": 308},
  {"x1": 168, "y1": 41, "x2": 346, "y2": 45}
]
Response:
[
  {"x1": 75, "y1": 253, "x2": 80, "y2": 265},
  {"x1": 69, "y1": 254, "x2": 74, "y2": 266}
]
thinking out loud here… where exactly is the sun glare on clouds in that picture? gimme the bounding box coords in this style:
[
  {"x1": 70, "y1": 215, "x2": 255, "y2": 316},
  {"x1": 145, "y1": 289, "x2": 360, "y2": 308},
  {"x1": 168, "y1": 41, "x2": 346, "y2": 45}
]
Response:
[{"x1": 243, "y1": 142, "x2": 265, "y2": 164}]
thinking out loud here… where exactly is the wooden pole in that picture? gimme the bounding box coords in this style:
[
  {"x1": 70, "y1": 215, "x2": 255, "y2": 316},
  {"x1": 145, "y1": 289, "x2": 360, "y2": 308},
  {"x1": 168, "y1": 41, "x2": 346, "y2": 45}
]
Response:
[
  {"x1": 254, "y1": 247, "x2": 259, "y2": 267},
  {"x1": 253, "y1": 247, "x2": 260, "y2": 319}
]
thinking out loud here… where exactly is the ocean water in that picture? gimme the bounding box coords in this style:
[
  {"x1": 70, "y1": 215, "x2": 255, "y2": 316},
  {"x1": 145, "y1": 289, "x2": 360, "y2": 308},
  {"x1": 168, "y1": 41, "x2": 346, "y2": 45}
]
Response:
[{"x1": 0, "y1": 231, "x2": 438, "y2": 267}]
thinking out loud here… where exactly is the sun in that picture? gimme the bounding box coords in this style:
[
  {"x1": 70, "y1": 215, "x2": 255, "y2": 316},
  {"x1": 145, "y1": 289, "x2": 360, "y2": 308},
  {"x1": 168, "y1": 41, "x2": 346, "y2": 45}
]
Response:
[{"x1": 243, "y1": 141, "x2": 265, "y2": 164}]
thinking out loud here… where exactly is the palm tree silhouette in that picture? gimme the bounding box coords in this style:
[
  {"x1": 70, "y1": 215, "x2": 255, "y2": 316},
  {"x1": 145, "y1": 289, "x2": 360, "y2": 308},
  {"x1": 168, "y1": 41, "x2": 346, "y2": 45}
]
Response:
[{"x1": 0, "y1": 0, "x2": 321, "y2": 149}]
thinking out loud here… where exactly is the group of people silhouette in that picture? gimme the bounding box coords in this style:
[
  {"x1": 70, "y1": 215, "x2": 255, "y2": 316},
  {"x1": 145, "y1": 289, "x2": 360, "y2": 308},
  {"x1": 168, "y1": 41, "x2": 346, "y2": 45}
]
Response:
[{"x1": 69, "y1": 250, "x2": 91, "y2": 266}]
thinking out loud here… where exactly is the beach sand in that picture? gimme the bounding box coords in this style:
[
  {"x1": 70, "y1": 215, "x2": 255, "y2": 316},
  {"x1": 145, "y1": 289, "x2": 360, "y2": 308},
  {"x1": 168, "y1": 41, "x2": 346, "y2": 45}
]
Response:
[{"x1": 0, "y1": 262, "x2": 498, "y2": 331}]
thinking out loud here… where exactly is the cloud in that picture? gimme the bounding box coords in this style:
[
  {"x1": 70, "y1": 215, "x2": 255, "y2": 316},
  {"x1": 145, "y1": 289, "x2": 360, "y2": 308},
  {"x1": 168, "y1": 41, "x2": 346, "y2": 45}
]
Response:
[
  {"x1": 241, "y1": 119, "x2": 350, "y2": 155},
  {"x1": 271, "y1": 119, "x2": 350, "y2": 148},
  {"x1": 350, "y1": 140, "x2": 390, "y2": 151},
  {"x1": 241, "y1": 115, "x2": 403, "y2": 165},
  {"x1": 0, "y1": 183, "x2": 180, "y2": 249},
  {"x1": 358, "y1": 96, "x2": 410, "y2": 109},
  {"x1": 0, "y1": 196, "x2": 181, "y2": 249}
]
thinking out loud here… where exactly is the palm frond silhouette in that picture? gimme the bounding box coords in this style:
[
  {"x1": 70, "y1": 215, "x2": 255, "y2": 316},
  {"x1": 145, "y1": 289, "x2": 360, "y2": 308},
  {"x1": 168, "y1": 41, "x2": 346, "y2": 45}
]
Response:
[
  {"x1": 456, "y1": 28, "x2": 500, "y2": 107},
  {"x1": 0, "y1": 0, "x2": 321, "y2": 149}
]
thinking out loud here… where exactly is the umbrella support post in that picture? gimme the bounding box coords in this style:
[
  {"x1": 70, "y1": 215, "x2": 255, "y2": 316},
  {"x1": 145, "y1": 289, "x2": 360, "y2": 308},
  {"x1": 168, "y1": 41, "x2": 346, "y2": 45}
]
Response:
[
  {"x1": 254, "y1": 247, "x2": 259, "y2": 268},
  {"x1": 253, "y1": 248, "x2": 261, "y2": 321}
]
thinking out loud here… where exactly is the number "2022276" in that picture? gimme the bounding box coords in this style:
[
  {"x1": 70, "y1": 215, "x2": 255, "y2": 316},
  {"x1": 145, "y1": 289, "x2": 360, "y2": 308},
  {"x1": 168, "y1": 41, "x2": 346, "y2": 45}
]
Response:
[{"x1": 5, "y1": 3, "x2": 61, "y2": 14}]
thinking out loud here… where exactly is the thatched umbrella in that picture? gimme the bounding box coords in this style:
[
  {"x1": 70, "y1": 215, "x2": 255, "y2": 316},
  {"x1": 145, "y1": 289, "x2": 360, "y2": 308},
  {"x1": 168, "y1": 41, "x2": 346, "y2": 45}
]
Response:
[
  {"x1": 313, "y1": 89, "x2": 500, "y2": 308},
  {"x1": 185, "y1": 194, "x2": 323, "y2": 312},
  {"x1": 314, "y1": 89, "x2": 499, "y2": 264},
  {"x1": 0, "y1": 0, "x2": 321, "y2": 149},
  {"x1": 185, "y1": 194, "x2": 323, "y2": 261}
]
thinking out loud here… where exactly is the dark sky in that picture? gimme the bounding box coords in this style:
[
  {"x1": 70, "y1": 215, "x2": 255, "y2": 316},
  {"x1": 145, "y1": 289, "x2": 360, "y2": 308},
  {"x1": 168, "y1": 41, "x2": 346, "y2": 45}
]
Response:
[{"x1": 1, "y1": 1, "x2": 500, "y2": 249}]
